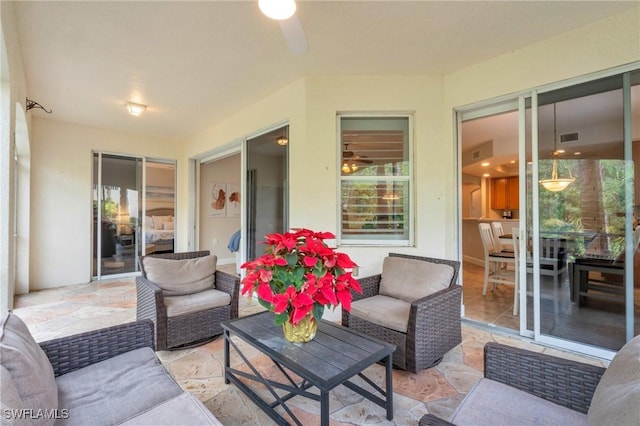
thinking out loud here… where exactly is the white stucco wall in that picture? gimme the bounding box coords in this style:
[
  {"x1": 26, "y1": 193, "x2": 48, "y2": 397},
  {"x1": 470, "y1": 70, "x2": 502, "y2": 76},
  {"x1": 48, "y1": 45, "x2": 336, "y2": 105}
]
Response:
[
  {"x1": 29, "y1": 118, "x2": 181, "y2": 289},
  {"x1": 18, "y1": 6, "x2": 640, "y2": 291}
]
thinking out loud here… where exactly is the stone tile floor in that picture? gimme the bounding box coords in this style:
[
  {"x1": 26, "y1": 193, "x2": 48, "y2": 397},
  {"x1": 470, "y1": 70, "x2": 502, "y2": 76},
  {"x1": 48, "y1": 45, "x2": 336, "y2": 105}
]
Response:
[{"x1": 13, "y1": 277, "x2": 609, "y2": 425}]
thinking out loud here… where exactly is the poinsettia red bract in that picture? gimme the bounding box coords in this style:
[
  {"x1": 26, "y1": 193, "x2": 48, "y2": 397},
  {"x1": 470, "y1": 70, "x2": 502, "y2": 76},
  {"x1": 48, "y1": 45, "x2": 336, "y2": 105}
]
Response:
[{"x1": 240, "y1": 228, "x2": 361, "y2": 326}]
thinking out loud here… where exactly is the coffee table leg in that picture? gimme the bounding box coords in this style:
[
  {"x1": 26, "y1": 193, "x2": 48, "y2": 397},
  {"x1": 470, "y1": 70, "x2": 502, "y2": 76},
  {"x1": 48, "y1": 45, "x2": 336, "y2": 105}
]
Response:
[
  {"x1": 385, "y1": 353, "x2": 393, "y2": 420},
  {"x1": 224, "y1": 329, "x2": 230, "y2": 385},
  {"x1": 320, "y1": 390, "x2": 329, "y2": 426}
]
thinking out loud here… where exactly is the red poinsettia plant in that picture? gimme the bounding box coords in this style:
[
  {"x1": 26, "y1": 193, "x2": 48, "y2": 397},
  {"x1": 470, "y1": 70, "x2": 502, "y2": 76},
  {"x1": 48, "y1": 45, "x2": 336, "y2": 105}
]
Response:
[{"x1": 240, "y1": 229, "x2": 362, "y2": 326}]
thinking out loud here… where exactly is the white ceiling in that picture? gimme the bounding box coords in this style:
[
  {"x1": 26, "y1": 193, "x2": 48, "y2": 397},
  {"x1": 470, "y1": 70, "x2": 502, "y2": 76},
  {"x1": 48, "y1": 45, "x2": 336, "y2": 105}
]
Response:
[{"x1": 13, "y1": 1, "x2": 636, "y2": 139}]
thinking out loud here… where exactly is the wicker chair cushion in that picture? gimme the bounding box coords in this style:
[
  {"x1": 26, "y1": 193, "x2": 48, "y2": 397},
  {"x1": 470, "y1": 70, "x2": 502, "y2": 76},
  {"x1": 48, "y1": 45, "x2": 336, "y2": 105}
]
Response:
[
  {"x1": 350, "y1": 295, "x2": 410, "y2": 333},
  {"x1": 164, "y1": 289, "x2": 231, "y2": 317},
  {"x1": 0, "y1": 313, "x2": 58, "y2": 424},
  {"x1": 451, "y1": 378, "x2": 587, "y2": 425},
  {"x1": 120, "y1": 393, "x2": 223, "y2": 426},
  {"x1": 379, "y1": 256, "x2": 454, "y2": 302},
  {"x1": 55, "y1": 347, "x2": 183, "y2": 425},
  {"x1": 143, "y1": 255, "x2": 217, "y2": 296},
  {"x1": 587, "y1": 334, "x2": 640, "y2": 426}
]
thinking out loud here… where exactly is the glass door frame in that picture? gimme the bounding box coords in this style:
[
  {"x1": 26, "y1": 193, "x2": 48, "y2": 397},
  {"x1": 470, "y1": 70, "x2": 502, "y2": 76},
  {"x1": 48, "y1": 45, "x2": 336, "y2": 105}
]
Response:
[
  {"x1": 93, "y1": 151, "x2": 146, "y2": 281},
  {"x1": 457, "y1": 62, "x2": 639, "y2": 360}
]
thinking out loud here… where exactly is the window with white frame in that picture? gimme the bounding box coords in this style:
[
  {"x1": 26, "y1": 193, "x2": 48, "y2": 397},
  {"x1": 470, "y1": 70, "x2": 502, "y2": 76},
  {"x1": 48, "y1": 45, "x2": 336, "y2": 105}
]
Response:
[{"x1": 338, "y1": 115, "x2": 412, "y2": 245}]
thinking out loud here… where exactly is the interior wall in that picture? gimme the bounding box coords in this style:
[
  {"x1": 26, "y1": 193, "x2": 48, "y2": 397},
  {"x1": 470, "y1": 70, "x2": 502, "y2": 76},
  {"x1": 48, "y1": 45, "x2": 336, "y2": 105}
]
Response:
[
  {"x1": 444, "y1": 7, "x2": 639, "y2": 270},
  {"x1": 199, "y1": 154, "x2": 240, "y2": 265},
  {"x1": 30, "y1": 118, "x2": 181, "y2": 289}
]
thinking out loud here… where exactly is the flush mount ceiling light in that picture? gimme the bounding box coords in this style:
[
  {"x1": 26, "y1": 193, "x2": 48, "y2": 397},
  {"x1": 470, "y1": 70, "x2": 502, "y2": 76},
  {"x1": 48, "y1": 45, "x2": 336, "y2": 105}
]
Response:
[
  {"x1": 127, "y1": 102, "x2": 147, "y2": 117},
  {"x1": 539, "y1": 103, "x2": 575, "y2": 192},
  {"x1": 276, "y1": 136, "x2": 288, "y2": 146},
  {"x1": 259, "y1": 0, "x2": 296, "y2": 20}
]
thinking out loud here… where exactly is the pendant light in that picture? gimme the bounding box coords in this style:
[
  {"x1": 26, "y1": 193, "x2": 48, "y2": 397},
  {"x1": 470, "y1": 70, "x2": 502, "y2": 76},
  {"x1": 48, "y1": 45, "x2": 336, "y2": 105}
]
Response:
[{"x1": 539, "y1": 103, "x2": 575, "y2": 192}]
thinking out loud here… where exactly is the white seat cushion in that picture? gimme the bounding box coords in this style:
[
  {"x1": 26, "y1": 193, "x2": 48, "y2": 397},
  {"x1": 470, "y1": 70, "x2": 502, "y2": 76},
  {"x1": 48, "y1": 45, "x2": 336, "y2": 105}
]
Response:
[
  {"x1": 378, "y1": 257, "x2": 453, "y2": 302},
  {"x1": 120, "y1": 393, "x2": 223, "y2": 426},
  {"x1": 350, "y1": 295, "x2": 410, "y2": 333},
  {"x1": 143, "y1": 255, "x2": 217, "y2": 296},
  {"x1": 164, "y1": 289, "x2": 231, "y2": 317},
  {"x1": 451, "y1": 378, "x2": 587, "y2": 426}
]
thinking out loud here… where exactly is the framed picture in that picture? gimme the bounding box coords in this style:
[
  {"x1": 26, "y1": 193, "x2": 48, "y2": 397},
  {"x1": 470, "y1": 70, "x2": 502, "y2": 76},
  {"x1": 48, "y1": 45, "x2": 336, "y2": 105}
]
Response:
[
  {"x1": 209, "y1": 182, "x2": 226, "y2": 217},
  {"x1": 226, "y1": 184, "x2": 241, "y2": 217}
]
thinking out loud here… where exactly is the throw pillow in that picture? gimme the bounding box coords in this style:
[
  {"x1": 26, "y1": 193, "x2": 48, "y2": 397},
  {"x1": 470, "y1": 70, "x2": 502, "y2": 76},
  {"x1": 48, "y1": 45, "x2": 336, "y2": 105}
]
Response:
[
  {"x1": 379, "y1": 256, "x2": 454, "y2": 302},
  {"x1": 0, "y1": 313, "x2": 58, "y2": 426},
  {"x1": 162, "y1": 222, "x2": 174, "y2": 230},
  {"x1": 143, "y1": 255, "x2": 217, "y2": 296},
  {"x1": 587, "y1": 334, "x2": 640, "y2": 426}
]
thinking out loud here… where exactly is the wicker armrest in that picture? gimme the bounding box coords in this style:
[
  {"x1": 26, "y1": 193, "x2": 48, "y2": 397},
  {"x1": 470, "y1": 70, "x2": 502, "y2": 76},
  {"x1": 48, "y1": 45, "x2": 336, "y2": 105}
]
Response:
[
  {"x1": 39, "y1": 320, "x2": 154, "y2": 377},
  {"x1": 418, "y1": 414, "x2": 455, "y2": 426},
  {"x1": 215, "y1": 270, "x2": 240, "y2": 319},
  {"x1": 354, "y1": 274, "x2": 382, "y2": 301},
  {"x1": 484, "y1": 342, "x2": 606, "y2": 413},
  {"x1": 341, "y1": 274, "x2": 380, "y2": 327},
  {"x1": 136, "y1": 276, "x2": 164, "y2": 318}
]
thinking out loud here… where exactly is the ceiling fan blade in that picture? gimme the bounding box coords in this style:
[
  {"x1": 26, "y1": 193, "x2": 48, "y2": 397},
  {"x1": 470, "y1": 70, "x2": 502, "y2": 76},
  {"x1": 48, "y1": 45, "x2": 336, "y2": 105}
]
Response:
[{"x1": 278, "y1": 14, "x2": 308, "y2": 55}]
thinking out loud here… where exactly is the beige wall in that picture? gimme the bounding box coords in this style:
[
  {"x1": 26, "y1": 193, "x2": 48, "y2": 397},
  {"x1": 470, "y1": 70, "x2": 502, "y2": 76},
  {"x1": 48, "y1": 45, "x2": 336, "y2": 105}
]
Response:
[
  {"x1": 10, "y1": 6, "x2": 640, "y2": 291},
  {"x1": 30, "y1": 118, "x2": 181, "y2": 289},
  {"x1": 199, "y1": 154, "x2": 241, "y2": 264}
]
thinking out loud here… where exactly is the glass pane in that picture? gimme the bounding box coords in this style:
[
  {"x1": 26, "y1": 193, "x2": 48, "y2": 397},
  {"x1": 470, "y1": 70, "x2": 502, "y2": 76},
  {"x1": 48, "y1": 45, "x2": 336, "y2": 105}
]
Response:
[
  {"x1": 341, "y1": 180, "x2": 409, "y2": 241},
  {"x1": 535, "y1": 76, "x2": 635, "y2": 351},
  {"x1": 93, "y1": 154, "x2": 142, "y2": 277},
  {"x1": 340, "y1": 117, "x2": 409, "y2": 177},
  {"x1": 144, "y1": 161, "x2": 176, "y2": 255}
]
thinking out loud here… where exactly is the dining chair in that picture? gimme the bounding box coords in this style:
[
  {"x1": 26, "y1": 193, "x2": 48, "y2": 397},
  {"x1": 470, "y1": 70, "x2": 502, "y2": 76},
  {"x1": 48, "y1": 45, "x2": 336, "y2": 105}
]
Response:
[
  {"x1": 478, "y1": 223, "x2": 517, "y2": 315},
  {"x1": 491, "y1": 221, "x2": 513, "y2": 252}
]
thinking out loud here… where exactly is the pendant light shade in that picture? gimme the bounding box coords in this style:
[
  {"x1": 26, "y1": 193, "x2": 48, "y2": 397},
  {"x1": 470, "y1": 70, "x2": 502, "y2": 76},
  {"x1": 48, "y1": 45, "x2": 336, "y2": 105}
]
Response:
[
  {"x1": 539, "y1": 103, "x2": 575, "y2": 192},
  {"x1": 259, "y1": 0, "x2": 296, "y2": 20}
]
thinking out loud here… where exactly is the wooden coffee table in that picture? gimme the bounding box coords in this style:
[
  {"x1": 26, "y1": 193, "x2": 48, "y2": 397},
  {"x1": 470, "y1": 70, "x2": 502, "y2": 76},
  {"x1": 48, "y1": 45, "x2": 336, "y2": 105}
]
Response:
[{"x1": 222, "y1": 311, "x2": 395, "y2": 426}]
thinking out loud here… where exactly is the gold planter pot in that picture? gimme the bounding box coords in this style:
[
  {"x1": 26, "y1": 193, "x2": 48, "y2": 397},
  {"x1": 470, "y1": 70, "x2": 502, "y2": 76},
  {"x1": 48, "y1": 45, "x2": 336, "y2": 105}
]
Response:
[{"x1": 282, "y1": 314, "x2": 317, "y2": 343}]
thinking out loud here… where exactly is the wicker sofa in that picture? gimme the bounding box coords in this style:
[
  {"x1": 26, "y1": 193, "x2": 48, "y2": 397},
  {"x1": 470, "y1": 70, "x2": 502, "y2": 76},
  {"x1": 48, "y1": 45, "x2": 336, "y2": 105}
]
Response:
[
  {"x1": 420, "y1": 336, "x2": 640, "y2": 425},
  {"x1": 1, "y1": 313, "x2": 221, "y2": 425},
  {"x1": 342, "y1": 253, "x2": 461, "y2": 373},
  {"x1": 136, "y1": 250, "x2": 240, "y2": 351}
]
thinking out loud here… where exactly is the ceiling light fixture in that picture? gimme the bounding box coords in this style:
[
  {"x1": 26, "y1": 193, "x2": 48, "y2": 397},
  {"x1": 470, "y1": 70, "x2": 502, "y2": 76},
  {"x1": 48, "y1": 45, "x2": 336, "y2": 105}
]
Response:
[
  {"x1": 127, "y1": 102, "x2": 147, "y2": 117},
  {"x1": 277, "y1": 136, "x2": 288, "y2": 146},
  {"x1": 539, "y1": 103, "x2": 575, "y2": 192},
  {"x1": 259, "y1": 0, "x2": 296, "y2": 20}
]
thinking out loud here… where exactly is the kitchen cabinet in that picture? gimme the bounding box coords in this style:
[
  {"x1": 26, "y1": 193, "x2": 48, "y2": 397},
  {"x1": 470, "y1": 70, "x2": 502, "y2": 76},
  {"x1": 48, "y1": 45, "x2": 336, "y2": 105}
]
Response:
[{"x1": 491, "y1": 176, "x2": 519, "y2": 210}]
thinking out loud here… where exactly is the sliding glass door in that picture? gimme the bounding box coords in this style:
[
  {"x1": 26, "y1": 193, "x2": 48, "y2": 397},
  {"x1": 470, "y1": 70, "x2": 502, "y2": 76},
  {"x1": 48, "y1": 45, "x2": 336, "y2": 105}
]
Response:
[
  {"x1": 93, "y1": 153, "x2": 143, "y2": 278},
  {"x1": 459, "y1": 67, "x2": 639, "y2": 358},
  {"x1": 525, "y1": 71, "x2": 639, "y2": 355},
  {"x1": 93, "y1": 153, "x2": 176, "y2": 279}
]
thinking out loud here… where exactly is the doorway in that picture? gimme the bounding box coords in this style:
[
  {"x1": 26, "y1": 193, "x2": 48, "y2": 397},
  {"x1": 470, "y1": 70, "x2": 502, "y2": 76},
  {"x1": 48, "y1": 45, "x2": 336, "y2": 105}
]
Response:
[
  {"x1": 92, "y1": 153, "x2": 176, "y2": 279},
  {"x1": 246, "y1": 126, "x2": 289, "y2": 261},
  {"x1": 458, "y1": 67, "x2": 640, "y2": 358}
]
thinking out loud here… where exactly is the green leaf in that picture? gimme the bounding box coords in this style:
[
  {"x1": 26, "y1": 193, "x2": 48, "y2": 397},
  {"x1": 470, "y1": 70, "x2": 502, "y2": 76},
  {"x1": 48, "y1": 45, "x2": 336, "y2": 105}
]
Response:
[
  {"x1": 285, "y1": 252, "x2": 298, "y2": 267},
  {"x1": 257, "y1": 298, "x2": 273, "y2": 311},
  {"x1": 274, "y1": 312, "x2": 289, "y2": 326},
  {"x1": 312, "y1": 303, "x2": 324, "y2": 322}
]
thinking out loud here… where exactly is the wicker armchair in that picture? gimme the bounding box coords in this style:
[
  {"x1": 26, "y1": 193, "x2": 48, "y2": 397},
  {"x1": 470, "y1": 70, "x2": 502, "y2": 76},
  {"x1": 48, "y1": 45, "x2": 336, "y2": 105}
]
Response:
[
  {"x1": 419, "y1": 342, "x2": 607, "y2": 425},
  {"x1": 342, "y1": 253, "x2": 461, "y2": 373},
  {"x1": 136, "y1": 250, "x2": 240, "y2": 351}
]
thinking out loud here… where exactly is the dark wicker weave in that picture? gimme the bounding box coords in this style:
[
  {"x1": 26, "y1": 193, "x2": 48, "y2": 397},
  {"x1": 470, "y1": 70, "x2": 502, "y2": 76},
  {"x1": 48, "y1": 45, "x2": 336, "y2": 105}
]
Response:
[
  {"x1": 39, "y1": 320, "x2": 154, "y2": 377},
  {"x1": 136, "y1": 250, "x2": 240, "y2": 351},
  {"x1": 342, "y1": 253, "x2": 461, "y2": 373},
  {"x1": 419, "y1": 342, "x2": 607, "y2": 425},
  {"x1": 484, "y1": 342, "x2": 605, "y2": 414}
]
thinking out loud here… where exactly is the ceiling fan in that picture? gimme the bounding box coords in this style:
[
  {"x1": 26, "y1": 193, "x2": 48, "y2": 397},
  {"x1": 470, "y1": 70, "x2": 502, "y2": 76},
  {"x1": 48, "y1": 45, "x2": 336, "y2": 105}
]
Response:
[
  {"x1": 343, "y1": 144, "x2": 373, "y2": 164},
  {"x1": 259, "y1": 0, "x2": 308, "y2": 55}
]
